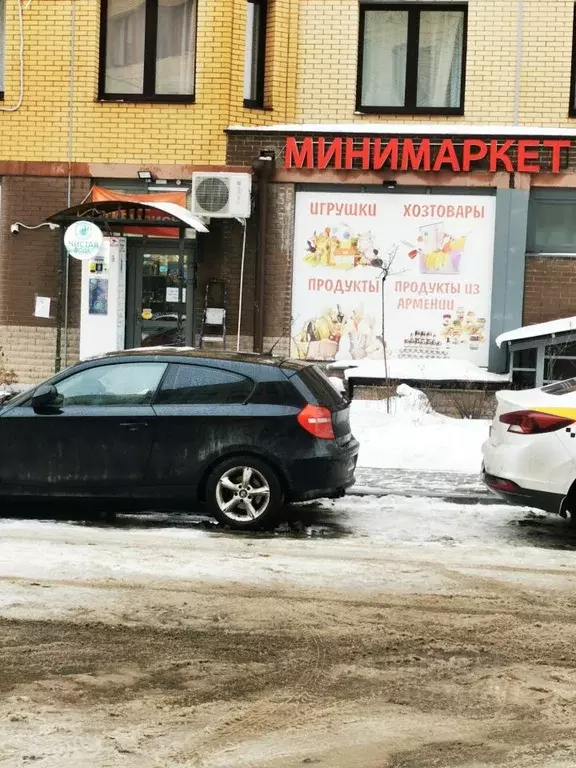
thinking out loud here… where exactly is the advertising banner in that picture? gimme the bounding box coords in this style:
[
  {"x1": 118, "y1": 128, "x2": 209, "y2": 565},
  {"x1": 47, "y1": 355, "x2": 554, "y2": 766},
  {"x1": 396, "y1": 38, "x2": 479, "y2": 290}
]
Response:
[{"x1": 291, "y1": 192, "x2": 496, "y2": 367}]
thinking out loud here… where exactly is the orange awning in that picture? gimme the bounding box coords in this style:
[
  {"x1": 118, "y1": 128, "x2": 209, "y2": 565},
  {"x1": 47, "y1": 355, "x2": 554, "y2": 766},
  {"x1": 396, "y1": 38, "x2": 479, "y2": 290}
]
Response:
[{"x1": 91, "y1": 186, "x2": 189, "y2": 238}]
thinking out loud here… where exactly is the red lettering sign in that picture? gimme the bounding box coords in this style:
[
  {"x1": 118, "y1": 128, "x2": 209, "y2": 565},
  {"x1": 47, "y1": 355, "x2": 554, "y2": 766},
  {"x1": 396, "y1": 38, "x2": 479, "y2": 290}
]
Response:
[
  {"x1": 461, "y1": 139, "x2": 488, "y2": 171},
  {"x1": 283, "y1": 136, "x2": 571, "y2": 174},
  {"x1": 400, "y1": 139, "x2": 431, "y2": 172}
]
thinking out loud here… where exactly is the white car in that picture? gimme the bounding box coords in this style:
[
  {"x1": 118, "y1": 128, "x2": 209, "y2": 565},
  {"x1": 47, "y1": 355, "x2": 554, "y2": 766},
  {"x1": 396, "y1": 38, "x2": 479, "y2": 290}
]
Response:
[{"x1": 483, "y1": 378, "x2": 576, "y2": 517}]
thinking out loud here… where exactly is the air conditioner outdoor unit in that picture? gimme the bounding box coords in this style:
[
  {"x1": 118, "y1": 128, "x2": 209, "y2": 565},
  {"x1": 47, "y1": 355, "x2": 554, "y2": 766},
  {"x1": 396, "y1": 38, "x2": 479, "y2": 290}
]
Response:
[{"x1": 191, "y1": 172, "x2": 252, "y2": 219}]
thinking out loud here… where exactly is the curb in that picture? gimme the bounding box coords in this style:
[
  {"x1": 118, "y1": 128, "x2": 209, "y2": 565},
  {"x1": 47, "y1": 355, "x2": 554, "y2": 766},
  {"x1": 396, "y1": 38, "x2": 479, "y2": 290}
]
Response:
[{"x1": 348, "y1": 485, "x2": 507, "y2": 506}]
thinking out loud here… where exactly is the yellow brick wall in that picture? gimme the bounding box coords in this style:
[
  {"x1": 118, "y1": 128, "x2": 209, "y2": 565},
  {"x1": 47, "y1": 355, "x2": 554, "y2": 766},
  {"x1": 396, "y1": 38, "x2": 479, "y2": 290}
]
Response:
[
  {"x1": 0, "y1": 0, "x2": 293, "y2": 167},
  {"x1": 294, "y1": 0, "x2": 576, "y2": 127},
  {"x1": 296, "y1": 0, "x2": 515, "y2": 125},
  {"x1": 519, "y1": 0, "x2": 574, "y2": 126},
  {"x1": 228, "y1": 0, "x2": 297, "y2": 126},
  {"x1": 1, "y1": 0, "x2": 575, "y2": 169}
]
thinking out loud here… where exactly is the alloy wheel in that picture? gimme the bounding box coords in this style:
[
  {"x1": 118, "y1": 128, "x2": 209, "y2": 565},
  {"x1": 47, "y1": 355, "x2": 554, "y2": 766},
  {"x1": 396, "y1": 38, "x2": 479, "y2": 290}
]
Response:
[{"x1": 215, "y1": 465, "x2": 271, "y2": 522}]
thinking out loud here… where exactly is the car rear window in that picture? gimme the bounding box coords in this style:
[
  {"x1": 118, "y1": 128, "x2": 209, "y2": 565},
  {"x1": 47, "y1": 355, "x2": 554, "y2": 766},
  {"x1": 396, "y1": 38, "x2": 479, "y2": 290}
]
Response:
[
  {"x1": 542, "y1": 378, "x2": 576, "y2": 395},
  {"x1": 248, "y1": 380, "x2": 305, "y2": 407},
  {"x1": 297, "y1": 366, "x2": 346, "y2": 407},
  {"x1": 156, "y1": 364, "x2": 253, "y2": 405}
]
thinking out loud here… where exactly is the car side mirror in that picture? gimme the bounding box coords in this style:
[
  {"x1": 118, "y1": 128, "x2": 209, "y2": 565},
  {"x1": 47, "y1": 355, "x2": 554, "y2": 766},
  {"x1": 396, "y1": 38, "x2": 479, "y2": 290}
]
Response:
[{"x1": 31, "y1": 384, "x2": 59, "y2": 410}]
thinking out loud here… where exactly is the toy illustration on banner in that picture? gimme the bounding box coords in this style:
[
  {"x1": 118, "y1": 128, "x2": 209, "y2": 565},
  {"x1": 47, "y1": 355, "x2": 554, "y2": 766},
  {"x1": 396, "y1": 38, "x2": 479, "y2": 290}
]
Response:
[
  {"x1": 142, "y1": 308, "x2": 153, "y2": 320},
  {"x1": 64, "y1": 220, "x2": 104, "y2": 261},
  {"x1": 88, "y1": 278, "x2": 108, "y2": 315},
  {"x1": 402, "y1": 223, "x2": 468, "y2": 275},
  {"x1": 305, "y1": 224, "x2": 379, "y2": 269}
]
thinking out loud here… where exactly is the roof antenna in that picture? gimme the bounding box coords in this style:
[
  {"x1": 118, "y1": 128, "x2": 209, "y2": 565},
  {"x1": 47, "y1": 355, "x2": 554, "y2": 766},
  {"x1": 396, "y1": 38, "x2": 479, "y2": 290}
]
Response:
[{"x1": 263, "y1": 315, "x2": 294, "y2": 357}]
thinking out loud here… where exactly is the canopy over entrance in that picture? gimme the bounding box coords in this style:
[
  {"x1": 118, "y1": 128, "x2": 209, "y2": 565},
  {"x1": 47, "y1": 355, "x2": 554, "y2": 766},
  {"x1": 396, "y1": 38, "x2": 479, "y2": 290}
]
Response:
[
  {"x1": 47, "y1": 189, "x2": 209, "y2": 374},
  {"x1": 46, "y1": 199, "x2": 209, "y2": 236}
]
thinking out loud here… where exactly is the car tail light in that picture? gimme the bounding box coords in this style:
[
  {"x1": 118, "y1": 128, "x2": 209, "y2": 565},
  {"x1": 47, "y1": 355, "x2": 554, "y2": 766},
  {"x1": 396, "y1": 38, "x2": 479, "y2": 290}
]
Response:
[
  {"x1": 297, "y1": 404, "x2": 335, "y2": 440},
  {"x1": 499, "y1": 410, "x2": 574, "y2": 435},
  {"x1": 486, "y1": 476, "x2": 521, "y2": 493}
]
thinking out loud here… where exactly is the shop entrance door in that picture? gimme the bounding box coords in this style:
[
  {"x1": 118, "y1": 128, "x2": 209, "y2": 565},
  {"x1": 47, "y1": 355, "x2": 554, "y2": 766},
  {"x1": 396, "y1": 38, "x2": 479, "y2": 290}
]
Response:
[{"x1": 126, "y1": 242, "x2": 196, "y2": 349}]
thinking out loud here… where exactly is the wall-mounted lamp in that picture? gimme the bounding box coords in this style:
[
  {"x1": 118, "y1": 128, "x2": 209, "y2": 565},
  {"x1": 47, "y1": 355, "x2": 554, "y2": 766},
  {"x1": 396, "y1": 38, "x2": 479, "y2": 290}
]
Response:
[
  {"x1": 137, "y1": 170, "x2": 155, "y2": 182},
  {"x1": 252, "y1": 149, "x2": 275, "y2": 177},
  {"x1": 382, "y1": 180, "x2": 398, "y2": 189}
]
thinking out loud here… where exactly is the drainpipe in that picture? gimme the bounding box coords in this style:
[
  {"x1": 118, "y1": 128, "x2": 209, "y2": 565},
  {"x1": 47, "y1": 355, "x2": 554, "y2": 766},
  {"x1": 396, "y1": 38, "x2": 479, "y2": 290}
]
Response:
[
  {"x1": 54, "y1": 230, "x2": 67, "y2": 373},
  {"x1": 251, "y1": 154, "x2": 274, "y2": 353}
]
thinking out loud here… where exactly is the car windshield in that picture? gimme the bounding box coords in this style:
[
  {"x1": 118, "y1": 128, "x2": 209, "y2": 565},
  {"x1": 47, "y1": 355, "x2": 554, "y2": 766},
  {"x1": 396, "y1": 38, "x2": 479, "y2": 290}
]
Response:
[{"x1": 541, "y1": 378, "x2": 576, "y2": 395}]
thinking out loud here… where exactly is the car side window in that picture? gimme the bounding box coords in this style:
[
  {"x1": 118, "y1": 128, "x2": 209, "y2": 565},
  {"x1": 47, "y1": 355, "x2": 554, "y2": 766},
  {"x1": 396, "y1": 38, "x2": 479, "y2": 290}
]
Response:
[
  {"x1": 54, "y1": 362, "x2": 167, "y2": 407},
  {"x1": 155, "y1": 364, "x2": 253, "y2": 405}
]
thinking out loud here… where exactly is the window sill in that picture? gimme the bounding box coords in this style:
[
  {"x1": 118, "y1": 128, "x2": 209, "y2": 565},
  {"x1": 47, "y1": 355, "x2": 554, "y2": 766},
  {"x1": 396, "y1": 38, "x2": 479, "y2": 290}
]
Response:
[
  {"x1": 243, "y1": 99, "x2": 271, "y2": 110},
  {"x1": 97, "y1": 94, "x2": 196, "y2": 105},
  {"x1": 354, "y1": 106, "x2": 465, "y2": 117}
]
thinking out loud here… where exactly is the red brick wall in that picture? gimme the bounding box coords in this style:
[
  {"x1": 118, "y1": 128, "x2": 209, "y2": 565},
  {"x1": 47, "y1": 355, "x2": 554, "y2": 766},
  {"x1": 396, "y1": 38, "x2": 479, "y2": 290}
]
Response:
[
  {"x1": 196, "y1": 182, "x2": 294, "y2": 350},
  {"x1": 0, "y1": 174, "x2": 293, "y2": 363},
  {"x1": 264, "y1": 183, "x2": 295, "y2": 341},
  {"x1": 523, "y1": 257, "x2": 576, "y2": 325},
  {"x1": 0, "y1": 176, "x2": 91, "y2": 328},
  {"x1": 196, "y1": 217, "x2": 256, "y2": 343}
]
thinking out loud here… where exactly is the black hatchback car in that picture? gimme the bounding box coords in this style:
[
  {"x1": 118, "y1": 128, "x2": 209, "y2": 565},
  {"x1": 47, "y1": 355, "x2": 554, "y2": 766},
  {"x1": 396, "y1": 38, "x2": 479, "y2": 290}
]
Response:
[{"x1": 0, "y1": 349, "x2": 359, "y2": 529}]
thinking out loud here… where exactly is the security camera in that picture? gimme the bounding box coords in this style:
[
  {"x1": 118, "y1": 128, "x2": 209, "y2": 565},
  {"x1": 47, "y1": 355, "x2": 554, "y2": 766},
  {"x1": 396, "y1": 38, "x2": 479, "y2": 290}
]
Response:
[{"x1": 10, "y1": 224, "x2": 19, "y2": 235}]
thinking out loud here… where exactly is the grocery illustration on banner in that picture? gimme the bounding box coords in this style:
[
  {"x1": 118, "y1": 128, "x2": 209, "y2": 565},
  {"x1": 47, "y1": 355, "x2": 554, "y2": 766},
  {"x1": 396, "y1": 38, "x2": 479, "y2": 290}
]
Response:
[{"x1": 291, "y1": 193, "x2": 496, "y2": 367}]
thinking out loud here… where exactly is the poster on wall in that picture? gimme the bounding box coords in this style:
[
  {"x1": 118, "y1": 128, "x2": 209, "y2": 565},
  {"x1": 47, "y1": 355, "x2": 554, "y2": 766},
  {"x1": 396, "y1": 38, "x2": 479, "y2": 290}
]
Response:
[
  {"x1": 290, "y1": 192, "x2": 497, "y2": 368},
  {"x1": 88, "y1": 278, "x2": 109, "y2": 316}
]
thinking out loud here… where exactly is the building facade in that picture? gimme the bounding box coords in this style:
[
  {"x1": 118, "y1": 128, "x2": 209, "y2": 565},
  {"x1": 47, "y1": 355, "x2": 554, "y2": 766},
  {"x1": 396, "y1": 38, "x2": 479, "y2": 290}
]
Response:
[{"x1": 1, "y1": 0, "x2": 576, "y2": 386}]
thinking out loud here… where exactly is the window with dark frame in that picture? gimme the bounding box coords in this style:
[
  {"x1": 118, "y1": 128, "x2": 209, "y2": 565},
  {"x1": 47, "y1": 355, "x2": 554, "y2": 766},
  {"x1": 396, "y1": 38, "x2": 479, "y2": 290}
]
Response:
[
  {"x1": 243, "y1": 0, "x2": 267, "y2": 108},
  {"x1": 357, "y1": 3, "x2": 467, "y2": 115},
  {"x1": 99, "y1": 0, "x2": 197, "y2": 102},
  {"x1": 527, "y1": 190, "x2": 576, "y2": 256}
]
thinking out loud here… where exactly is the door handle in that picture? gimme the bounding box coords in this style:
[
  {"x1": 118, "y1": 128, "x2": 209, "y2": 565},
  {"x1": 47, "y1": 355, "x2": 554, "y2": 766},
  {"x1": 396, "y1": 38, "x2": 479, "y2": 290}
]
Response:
[{"x1": 120, "y1": 422, "x2": 149, "y2": 431}]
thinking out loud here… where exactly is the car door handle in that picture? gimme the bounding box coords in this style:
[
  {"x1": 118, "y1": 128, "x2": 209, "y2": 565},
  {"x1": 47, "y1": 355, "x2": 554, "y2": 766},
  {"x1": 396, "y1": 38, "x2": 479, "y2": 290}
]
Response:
[{"x1": 119, "y1": 422, "x2": 149, "y2": 431}]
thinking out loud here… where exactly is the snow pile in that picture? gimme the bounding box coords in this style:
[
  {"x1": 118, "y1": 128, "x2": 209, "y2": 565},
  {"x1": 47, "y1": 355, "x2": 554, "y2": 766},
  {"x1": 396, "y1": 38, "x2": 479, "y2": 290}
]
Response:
[
  {"x1": 329, "y1": 357, "x2": 510, "y2": 383},
  {"x1": 351, "y1": 385, "x2": 489, "y2": 472},
  {"x1": 328, "y1": 376, "x2": 346, "y2": 394},
  {"x1": 497, "y1": 316, "x2": 576, "y2": 347}
]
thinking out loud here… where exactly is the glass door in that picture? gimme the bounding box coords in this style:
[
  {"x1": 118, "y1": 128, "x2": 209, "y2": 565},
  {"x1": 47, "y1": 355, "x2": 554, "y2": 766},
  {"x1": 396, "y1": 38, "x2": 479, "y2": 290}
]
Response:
[{"x1": 126, "y1": 243, "x2": 195, "y2": 349}]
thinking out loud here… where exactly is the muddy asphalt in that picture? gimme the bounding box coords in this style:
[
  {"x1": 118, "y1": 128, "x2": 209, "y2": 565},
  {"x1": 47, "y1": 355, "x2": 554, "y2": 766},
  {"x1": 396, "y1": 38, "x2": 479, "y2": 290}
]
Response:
[{"x1": 1, "y1": 498, "x2": 576, "y2": 767}]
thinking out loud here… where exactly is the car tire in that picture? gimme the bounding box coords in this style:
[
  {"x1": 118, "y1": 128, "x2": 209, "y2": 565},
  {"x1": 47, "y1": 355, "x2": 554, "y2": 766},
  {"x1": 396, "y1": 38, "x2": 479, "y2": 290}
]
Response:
[{"x1": 205, "y1": 456, "x2": 284, "y2": 530}]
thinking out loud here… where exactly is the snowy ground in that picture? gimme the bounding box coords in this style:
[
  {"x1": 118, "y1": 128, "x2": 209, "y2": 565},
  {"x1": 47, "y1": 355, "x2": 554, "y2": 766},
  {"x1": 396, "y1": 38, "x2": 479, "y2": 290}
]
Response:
[
  {"x1": 1, "y1": 496, "x2": 576, "y2": 767},
  {"x1": 0, "y1": 383, "x2": 571, "y2": 768},
  {"x1": 351, "y1": 387, "x2": 489, "y2": 473}
]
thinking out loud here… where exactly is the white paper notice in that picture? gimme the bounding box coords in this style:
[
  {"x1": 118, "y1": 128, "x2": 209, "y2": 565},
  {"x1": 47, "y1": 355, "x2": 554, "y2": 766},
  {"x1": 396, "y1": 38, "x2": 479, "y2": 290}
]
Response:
[
  {"x1": 166, "y1": 287, "x2": 186, "y2": 303},
  {"x1": 34, "y1": 296, "x2": 51, "y2": 318}
]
